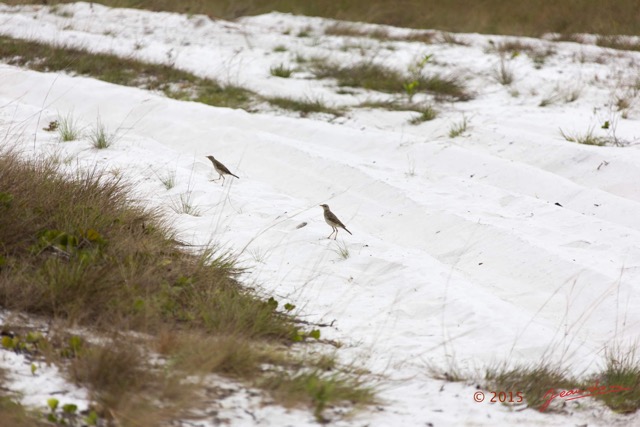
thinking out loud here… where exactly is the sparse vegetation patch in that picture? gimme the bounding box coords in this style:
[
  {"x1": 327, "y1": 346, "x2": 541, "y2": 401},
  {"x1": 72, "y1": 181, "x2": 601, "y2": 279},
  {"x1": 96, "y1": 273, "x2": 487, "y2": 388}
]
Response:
[
  {"x1": 0, "y1": 148, "x2": 374, "y2": 424},
  {"x1": 266, "y1": 96, "x2": 344, "y2": 117},
  {"x1": 0, "y1": 36, "x2": 257, "y2": 111},
  {"x1": 309, "y1": 59, "x2": 471, "y2": 101}
]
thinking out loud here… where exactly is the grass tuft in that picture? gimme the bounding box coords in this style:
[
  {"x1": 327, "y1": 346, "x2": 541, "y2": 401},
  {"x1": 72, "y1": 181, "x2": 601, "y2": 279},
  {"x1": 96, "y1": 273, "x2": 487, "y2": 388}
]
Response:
[
  {"x1": 88, "y1": 119, "x2": 114, "y2": 149},
  {"x1": 57, "y1": 112, "x2": 82, "y2": 142},
  {"x1": 485, "y1": 363, "x2": 573, "y2": 411},
  {"x1": 159, "y1": 171, "x2": 176, "y2": 190},
  {"x1": 448, "y1": 115, "x2": 469, "y2": 138},
  {"x1": 559, "y1": 127, "x2": 607, "y2": 146},
  {"x1": 585, "y1": 347, "x2": 640, "y2": 413},
  {"x1": 492, "y1": 56, "x2": 515, "y2": 85},
  {"x1": 409, "y1": 105, "x2": 438, "y2": 124},
  {"x1": 261, "y1": 370, "x2": 375, "y2": 422},
  {"x1": 270, "y1": 63, "x2": 294, "y2": 78},
  {"x1": 266, "y1": 96, "x2": 344, "y2": 117},
  {"x1": 170, "y1": 192, "x2": 201, "y2": 216}
]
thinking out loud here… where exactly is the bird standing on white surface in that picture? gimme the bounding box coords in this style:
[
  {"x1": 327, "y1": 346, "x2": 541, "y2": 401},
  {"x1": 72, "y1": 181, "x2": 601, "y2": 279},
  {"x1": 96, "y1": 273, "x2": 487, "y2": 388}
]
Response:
[
  {"x1": 320, "y1": 204, "x2": 352, "y2": 239},
  {"x1": 206, "y1": 155, "x2": 239, "y2": 183}
]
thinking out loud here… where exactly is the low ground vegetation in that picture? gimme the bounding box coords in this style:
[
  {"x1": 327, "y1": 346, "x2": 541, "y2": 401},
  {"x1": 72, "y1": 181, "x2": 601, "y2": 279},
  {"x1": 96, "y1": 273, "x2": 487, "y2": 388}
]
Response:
[
  {"x1": 309, "y1": 58, "x2": 472, "y2": 101},
  {"x1": 0, "y1": 148, "x2": 374, "y2": 424}
]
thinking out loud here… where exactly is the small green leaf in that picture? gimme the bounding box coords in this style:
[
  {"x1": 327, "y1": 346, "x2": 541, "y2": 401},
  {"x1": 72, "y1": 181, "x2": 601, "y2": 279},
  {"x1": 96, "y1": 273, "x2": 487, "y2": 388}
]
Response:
[
  {"x1": 85, "y1": 410, "x2": 99, "y2": 425},
  {"x1": 1, "y1": 336, "x2": 14, "y2": 349},
  {"x1": 284, "y1": 303, "x2": 296, "y2": 312},
  {"x1": 267, "y1": 297, "x2": 278, "y2": 310},
  {"x1": 309, "y1": 329, "x2": 321, "y2": 340},
  {"x1": 62, "y1": 403, "x2": 78, "y2": 414},
  {"x1": 31, "y1": 363, "x2": 37, "y2": 375},
  {"x1": 291, "y1": 330, "x2": 303, "y2": 342},
  {"x1": 601, "y1": 121, "x2": 610, "y2": 129},
  {"x1": 47, "y1": 398, "x2": 59, "y2": 411},
  {"x1": 47, "y1": 413, "x2": 58, "y2": 423}
]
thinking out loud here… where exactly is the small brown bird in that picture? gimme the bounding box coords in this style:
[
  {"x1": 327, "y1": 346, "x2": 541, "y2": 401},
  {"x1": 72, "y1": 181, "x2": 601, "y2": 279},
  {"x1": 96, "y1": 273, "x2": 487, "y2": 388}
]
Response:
[
  {"x1": 320, "y1": 204, "x2": 352, "y2": 239},
  {"x1": 206, "y1": 155, "x2": 239, "y2": 183}
]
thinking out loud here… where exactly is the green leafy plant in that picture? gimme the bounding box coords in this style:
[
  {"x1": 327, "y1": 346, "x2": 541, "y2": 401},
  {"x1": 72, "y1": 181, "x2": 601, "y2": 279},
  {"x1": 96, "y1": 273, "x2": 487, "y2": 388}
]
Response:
[
  {"x1": 291, "y1": 328, "x2": 321, "y2": 342},
  {"x1": 403, "y1": 54, "x2": 432, "y2": 101}
]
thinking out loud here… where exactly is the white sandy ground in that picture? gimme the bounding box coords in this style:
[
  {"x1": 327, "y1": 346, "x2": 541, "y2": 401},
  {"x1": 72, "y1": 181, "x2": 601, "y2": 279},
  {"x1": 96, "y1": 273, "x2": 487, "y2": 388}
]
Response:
[{"x1": 1, "y1": 2, "x2": 640, "y2": 426}]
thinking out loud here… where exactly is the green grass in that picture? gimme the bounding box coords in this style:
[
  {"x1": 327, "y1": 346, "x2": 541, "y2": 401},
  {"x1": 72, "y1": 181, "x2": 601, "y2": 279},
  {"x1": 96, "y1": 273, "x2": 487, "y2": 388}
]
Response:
[
  {"x1": 485, "y1": 363, "x2": 574, "y2": 411},
  {"x1": 483, "y1": 352, "x2": 640, "y2": 414},
  {"x1": 310, "y1": 59, "x2": 471, "y2": 101},
  {"x1": 585, "y1": 348, "x2": 640, "y2": 413},
  {"x1": 266, "y1": 96, "x2": 344, "y2": 117},
  {"x1": 56, "y1": 112, "x2": 82, "y2": 142},
  {"x1": 0, "y1": 36, "x2": 257, "y2": 111},
  {"x1": 88, "y1": 119, "x2": 114, "y2": 149},
  {"x1": 409, "y1": 105, "x2": 438, "y2": 124},
  {"x1": 559, "y1": 128, "x2": 607, "y2": 146},
  {"x1": 448, "y1": 115, "x2": 469, "y2": 137},
  {"x1": 270, "y1": 63, "x2": 294, "y2": 78},
  {"x1": 261, "y1": 369, "x2": 375, "y2": 422},
  {"x1": 0, "y1": 148, "x2": 374, "y2": 424},
  {"x1": 158, "y1": 170, "x2": 176, "y2": 190}
]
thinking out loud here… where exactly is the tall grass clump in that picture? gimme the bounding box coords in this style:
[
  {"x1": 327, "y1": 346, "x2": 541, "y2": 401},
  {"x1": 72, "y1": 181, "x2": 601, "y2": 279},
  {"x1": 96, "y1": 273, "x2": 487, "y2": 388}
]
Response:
[
  {"x1": 88, "y1": 119, "x2": 114, "y2": 149},
  {"x1": 584, "y1": 347, "x2": 640, "y2": 413},
  {"x1": 56, "y1": 112, "x2": 82, "y2": 142}
]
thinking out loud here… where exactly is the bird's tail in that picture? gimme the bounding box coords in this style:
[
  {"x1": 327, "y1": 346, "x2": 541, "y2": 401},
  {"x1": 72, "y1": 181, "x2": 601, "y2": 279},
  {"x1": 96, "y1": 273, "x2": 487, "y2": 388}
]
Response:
[
  {"x1": 344, "y1": 227, "x2": 352, "y2": 235},
  {"x1": 230, "y1": 173, "x2": 240, "y2": 179}
]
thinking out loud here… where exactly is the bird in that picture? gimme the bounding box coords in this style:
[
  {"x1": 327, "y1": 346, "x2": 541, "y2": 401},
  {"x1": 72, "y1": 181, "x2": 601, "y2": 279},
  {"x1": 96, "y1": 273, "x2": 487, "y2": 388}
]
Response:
[
  {"x1": 206, "y1": 155, "x2": 239, "y2": 183},
  {"x1": 320, "y1": 204, "x2": 352, "y2": 239}
]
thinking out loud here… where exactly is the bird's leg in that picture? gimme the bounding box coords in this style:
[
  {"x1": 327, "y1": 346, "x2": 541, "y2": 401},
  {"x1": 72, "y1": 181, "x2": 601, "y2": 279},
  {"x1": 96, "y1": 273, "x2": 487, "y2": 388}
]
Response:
[{"x1": 333, "y1": 228, "x2": 339, "y2": 240}]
